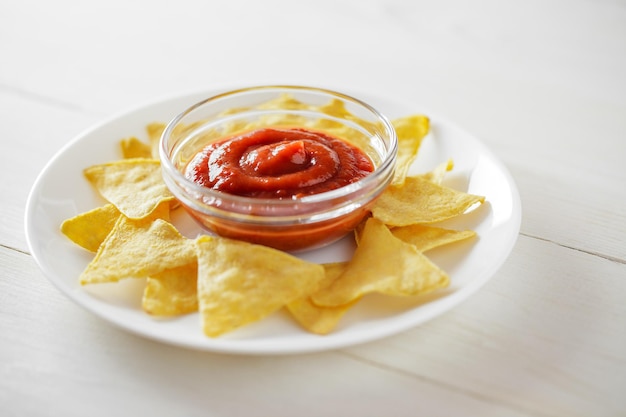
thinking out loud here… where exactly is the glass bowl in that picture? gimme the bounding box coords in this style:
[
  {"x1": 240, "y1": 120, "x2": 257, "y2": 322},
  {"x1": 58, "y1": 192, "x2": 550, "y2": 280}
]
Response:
[{"x1": 160, "y1": 85, "x2": 397, "y2": 252}]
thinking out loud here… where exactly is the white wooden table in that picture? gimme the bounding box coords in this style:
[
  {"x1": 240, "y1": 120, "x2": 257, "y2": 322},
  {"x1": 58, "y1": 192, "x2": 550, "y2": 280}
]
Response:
[{"x1": 2, "y1": 1, "x2": 625, "y2": 416}]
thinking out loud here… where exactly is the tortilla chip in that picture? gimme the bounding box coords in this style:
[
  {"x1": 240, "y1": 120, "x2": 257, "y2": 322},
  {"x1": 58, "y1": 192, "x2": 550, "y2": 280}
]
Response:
[
  {"x1": 390, "y1": 224, "x2": 476, "y2": 252},
  {"x1": 371, "y1": 176, "x2": 485, "y2": 226},
  {"x1": 60, "y1": 204, "x2": 120, "y2": 252},
  {"x1": 312, "y1": 218, "x2": 449, "y2": 307},
  {"x1": 421, "y1": 159, "x2": 454, "y2": 185},
  {"x1": 120, "y1": 137, "x2": 152, "y2": 159},
  {"x1": 392, "y1": 115, "x2": 430, "y2": 184},
  {"x1": 354, "y1": 219, "x2": 476, "y2": 252},
  {"x1": 287, "y1": 262, "x2": 356, "y2": 335},
  {"x1": 79, "y1": 210, "x2": 195, "y2": 285},
  {"x1": 146, "y1": 122, "x2": 166, "y2": 159},
  {"x1": 142, "y1": 262, "x2": 199, "y2": 316},
  {"x1": 258, "y1": 94, "x2": 310, "y2": 110},
  {"x1": 195, "y1": 235, "x2": 325, "y2": 337},
  {"x1": 83, "y1": 158, "x2": 174, "y2": 220}
]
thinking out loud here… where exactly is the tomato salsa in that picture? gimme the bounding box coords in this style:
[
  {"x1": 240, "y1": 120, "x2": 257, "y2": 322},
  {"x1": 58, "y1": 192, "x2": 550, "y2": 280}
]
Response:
[{"x1": 184, "y1": 127, "x2": 374, "y2": 198}]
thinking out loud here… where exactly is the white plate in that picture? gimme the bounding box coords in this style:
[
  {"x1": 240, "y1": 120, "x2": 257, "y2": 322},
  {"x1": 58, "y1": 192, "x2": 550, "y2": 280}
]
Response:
[{"x1": 25, "y1": 88, "x2": 521, "y2": 355}]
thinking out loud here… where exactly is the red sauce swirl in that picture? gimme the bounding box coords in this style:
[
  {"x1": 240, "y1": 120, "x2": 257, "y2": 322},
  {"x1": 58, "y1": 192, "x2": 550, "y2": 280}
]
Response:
[{"x1": 185, "y1": 128, "x2": 374, "y2": 198}]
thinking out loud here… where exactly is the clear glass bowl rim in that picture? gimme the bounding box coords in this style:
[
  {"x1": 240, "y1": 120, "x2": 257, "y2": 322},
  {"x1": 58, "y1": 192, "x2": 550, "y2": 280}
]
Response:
[{"x1": 159, "y1": 85, "x2": 398, "y2": 210}]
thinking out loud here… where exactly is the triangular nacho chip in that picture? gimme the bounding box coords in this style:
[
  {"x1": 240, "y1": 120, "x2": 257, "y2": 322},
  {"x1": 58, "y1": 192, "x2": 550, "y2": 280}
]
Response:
[
  {"x1": 392, "y1": 115, "x2": 430, "y2": 185},
  {"x1": 354, "y1": 220, "x2": 476, "y2": 252},
  {"x1": 142, "y1": 262, "x2": 199, "y2": 316},
  {"x1": 146, "y1": 122, "x2": 166, "y2": 159},
  {"x1": 195, "y1": 235, "x2": 325, "y2": 337},
  {"x1": 390, "y1": 224, "x2": 476, "y2": 252},
  {"x1": 421, "y1": 159, "x2": 454, "y2": 185},
  {"x1": 120, "y1": 137, "x2": 152, "y2": 159},
  {"x1": 79, "y1": 209, "x2": 195, "y2": 285},
  {"x1": 371, "y1": 175, "x2": 485, "y2": 226},
  {"x1": 60, "y1": 203, "x2": 120, "y2": 252},
  {"x1": 83, "y1": 158, "x2": 174, "y2": 219},
  {"x1": 287, "y1": 262, "x2": 356, "y2": 335},
  {"x1": 312, "y1": 218, "x2": 449, "y2": 307}
]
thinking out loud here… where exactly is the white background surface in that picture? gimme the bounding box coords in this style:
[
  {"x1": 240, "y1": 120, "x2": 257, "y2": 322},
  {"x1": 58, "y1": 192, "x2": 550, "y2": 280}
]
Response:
[{"x1": 2, "y1": 0, "x2": 625, "y2": 416}]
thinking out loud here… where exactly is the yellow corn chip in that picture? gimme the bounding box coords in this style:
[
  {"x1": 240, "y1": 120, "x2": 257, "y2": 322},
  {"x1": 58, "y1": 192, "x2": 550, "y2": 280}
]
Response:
[
  {"x1": 120, "y1": 137, "x2": 152, "y2": 159},
  {"x1": 371, "y1": 175, "x2": 485, "y2": 226},
  {"x1": 318, "y1": 98, "x2": 351, "y2": 117},
  {"x1": 287, "y1": 262, "x2": 356, "y2": 335},
  {"x1": 390, "y1": 224, "x2": 476, "y2": 252},
  {"x1": 142, "y1": 262, "x2": 199, "y2": 316},
  {"x1": 146, "y1": 122, "x2": 166, "y2": 159},
  {"x1": 310, "y1": 100, "x2": 351, "y2": 131},
  {"x1": 312, "y1": 218, "x2": 449, "y2": 307},
  {"x1": 195, "y1": 235, "x2": 325, "y2": 337},
  {"x1": 79, "y1": 210, "x2": 195, "y2": 285},
  {"x1": 83, "y1": 158, "x2": 174, "y2": 220},
  {"x1": 354, "y1": 219, "x2": 476, "y2": 252},
  {"x1": 60, "y1": 204, "x2": 120, "y2": 252},
  {"x1": 392, "y1": 115, "x2": 430, "y2": 185},
  {"x1": 421, "y1": 159, "x2": 454, "y2": 185},
  {"x1": 258, "y1": 93, "x2": 310, "y2": 110}
]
